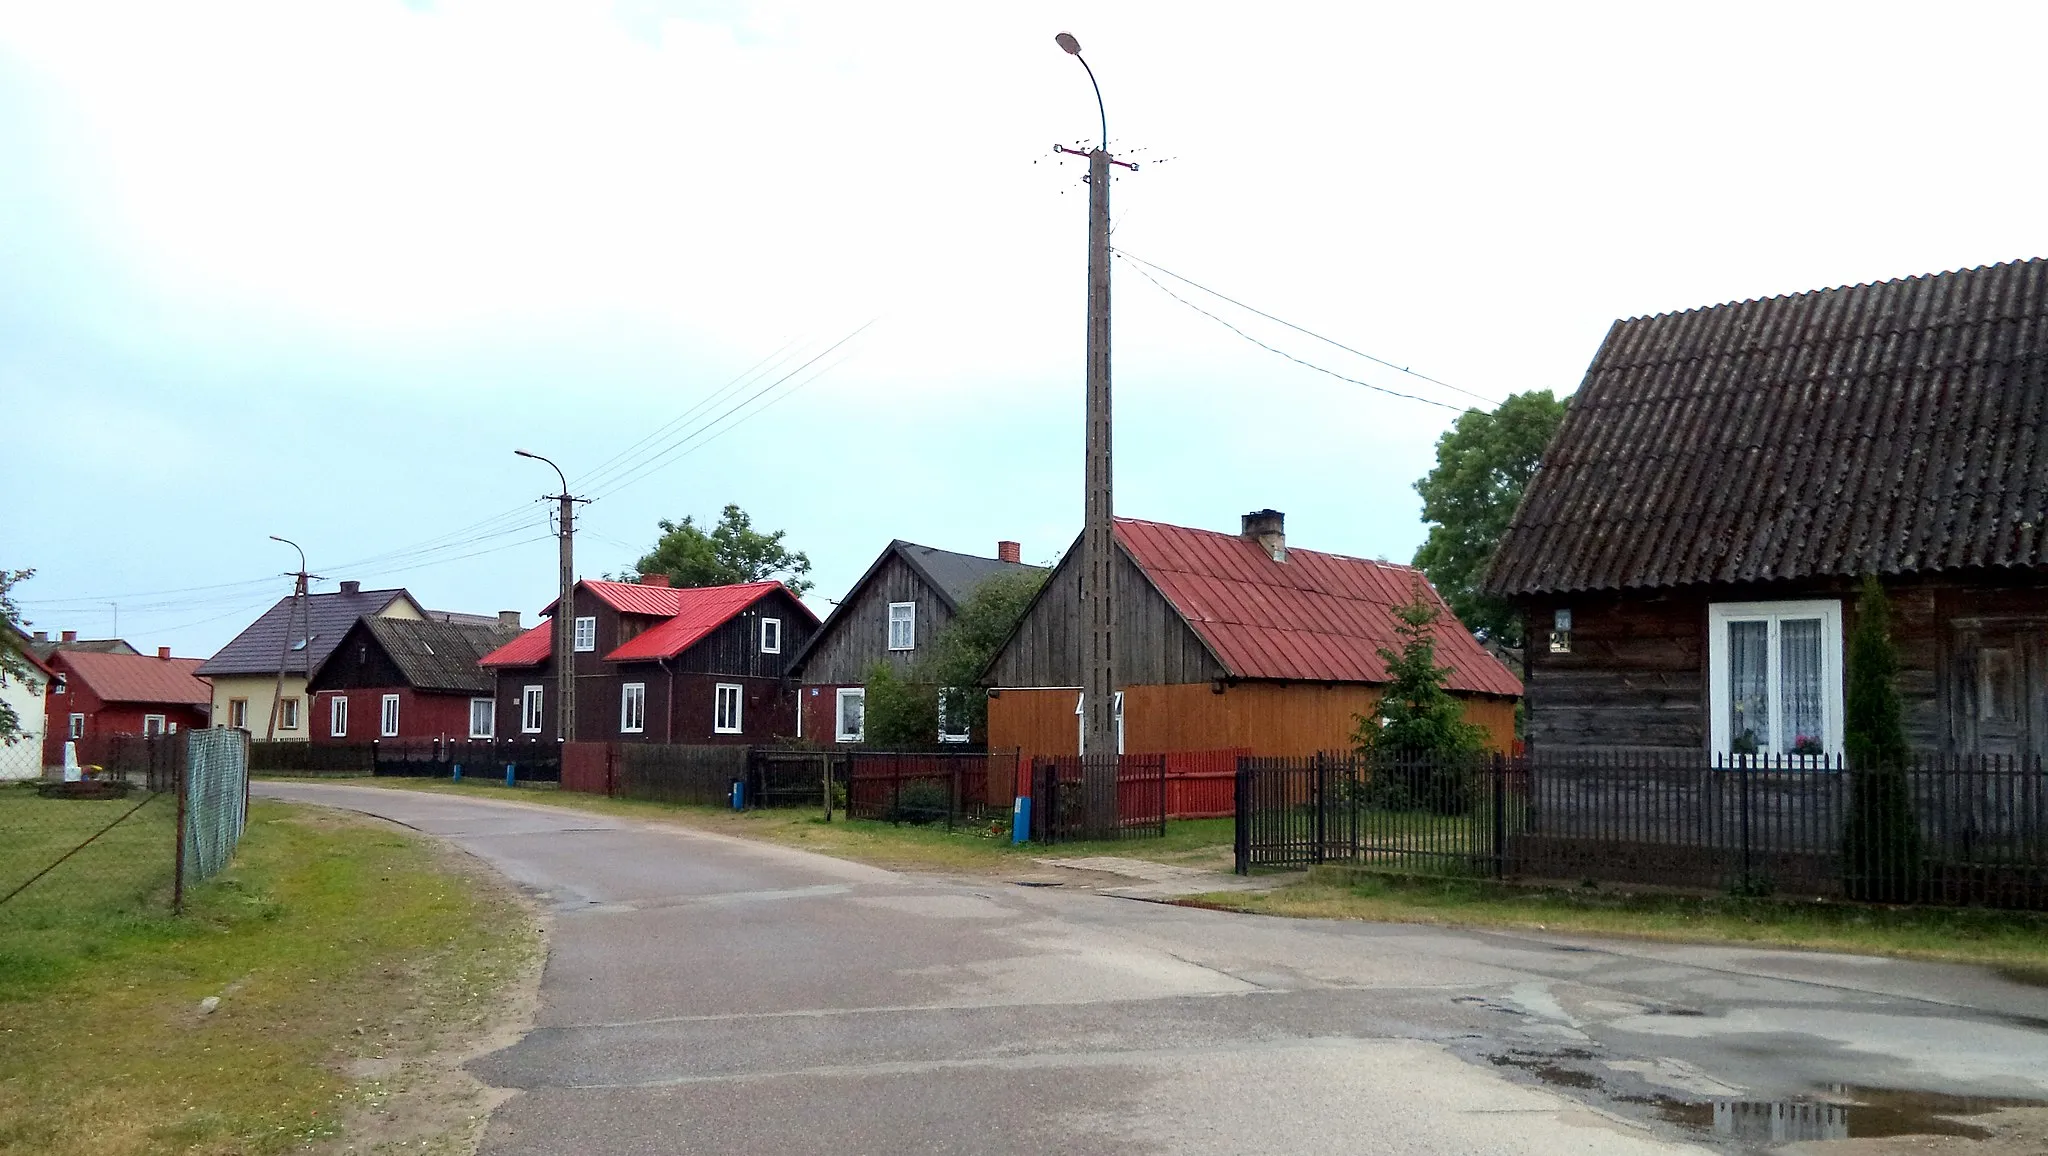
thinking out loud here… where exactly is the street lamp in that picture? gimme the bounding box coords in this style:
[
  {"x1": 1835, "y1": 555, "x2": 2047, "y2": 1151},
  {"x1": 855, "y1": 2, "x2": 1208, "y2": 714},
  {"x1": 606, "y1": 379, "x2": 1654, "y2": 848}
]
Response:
[
  {"x1": 515, "y1": 449, "x2": 578, "y2": 743},
  {"x1": 264, "y1": 535, "x2": 311, "y2": 742}
]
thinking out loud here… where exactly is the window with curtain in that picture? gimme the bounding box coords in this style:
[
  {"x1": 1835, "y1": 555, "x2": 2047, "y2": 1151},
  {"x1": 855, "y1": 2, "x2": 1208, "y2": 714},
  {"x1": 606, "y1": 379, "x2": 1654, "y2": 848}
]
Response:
[{"x1": 1708, "y1": 601, "x2": 1842, "y2": 759}]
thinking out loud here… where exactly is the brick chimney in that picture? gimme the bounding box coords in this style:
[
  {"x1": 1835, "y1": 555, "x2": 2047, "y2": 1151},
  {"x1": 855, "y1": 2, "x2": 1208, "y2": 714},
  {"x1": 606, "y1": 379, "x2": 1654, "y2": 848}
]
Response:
[
  {"x1": 158, "y1": 646, "x2": 172, "y2": 660},
  {"x1": 499, "y1": 610, "x2": 522, "y2": 629},
  {"x1": 638, "y1": 574, "x2": 671, "y2": 587},
  {"x1": 997, "y1": 540, "x2": 1022, "y2": 564},
  {"x1": 31, "y1": 630, "x2": 46, "y2": 643},
  {"x1": 339, "y1": 580, "x2": 361, "y2": 595},
  {"x1": 61, "y1": 630, "x2": 77, "y2": 643},
  {"x1": 1241, "y1": 509, "x2": 1287, "y2": 563}
]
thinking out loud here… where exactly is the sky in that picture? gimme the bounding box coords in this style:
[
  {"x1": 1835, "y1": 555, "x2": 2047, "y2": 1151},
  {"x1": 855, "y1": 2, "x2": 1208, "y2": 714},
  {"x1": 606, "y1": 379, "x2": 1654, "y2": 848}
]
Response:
[{"x1": 5, "y1": 1, "x2": 2047, "y2": 658}]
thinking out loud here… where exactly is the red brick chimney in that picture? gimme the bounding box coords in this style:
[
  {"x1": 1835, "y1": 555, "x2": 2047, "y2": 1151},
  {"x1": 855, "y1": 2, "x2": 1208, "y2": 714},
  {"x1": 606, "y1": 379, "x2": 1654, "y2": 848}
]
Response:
[
  {"x1": 61, "y1": 630, "x2": 77, "y2": 643},
  {"x1": 638, "y1": 574, "x2": 671, "y2": 587},
  {"x1": 997, "y1": 541, "x2": 1022, "y2": 564},
  {"x1": 157, "y1": 646, "x2": 172, "y2": 660}
]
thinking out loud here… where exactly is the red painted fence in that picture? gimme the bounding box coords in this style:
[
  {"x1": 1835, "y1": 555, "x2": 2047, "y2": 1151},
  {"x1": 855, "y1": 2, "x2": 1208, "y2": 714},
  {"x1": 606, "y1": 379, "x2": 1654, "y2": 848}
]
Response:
[{"x1": 1159, "y1": 748, "x2": 1249, "y2": 819}]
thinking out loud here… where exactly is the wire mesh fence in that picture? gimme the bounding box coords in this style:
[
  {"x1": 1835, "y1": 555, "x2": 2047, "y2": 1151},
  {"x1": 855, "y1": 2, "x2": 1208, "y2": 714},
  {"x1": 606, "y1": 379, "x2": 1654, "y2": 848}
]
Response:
[{"x1": 1, "y1": 728, "x2": 252, "y2": 930}]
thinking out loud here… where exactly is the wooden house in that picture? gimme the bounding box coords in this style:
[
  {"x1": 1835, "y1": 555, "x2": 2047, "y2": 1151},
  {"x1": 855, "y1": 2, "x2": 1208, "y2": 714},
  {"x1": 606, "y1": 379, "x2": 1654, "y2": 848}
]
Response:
[
  {"x1": 306, "y1": 614, "x2": 524, "y2": 744},
  {"x1": 786, "y1": 540, "x2": 1044, "y2": 744},
  {"x1": 196, "y1": 581, "x2": 428, "y2": 740},
  {"x1": 1488, "y1": 259, "x2": 2048, "y2": 761},
  {"x1": 984, "y1": 513, "x2": 1521, "y2": 758},
  {"x1": 40, "y1": 647, "x2": 212, "y2": 769},
  {"x1": 480, "y1": 577, "x2": 817, "y2": 745}
]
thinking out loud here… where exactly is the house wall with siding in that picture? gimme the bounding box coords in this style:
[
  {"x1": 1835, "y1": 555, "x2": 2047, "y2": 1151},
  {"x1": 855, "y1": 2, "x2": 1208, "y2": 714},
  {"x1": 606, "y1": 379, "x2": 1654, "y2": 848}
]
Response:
[
  {"x1": 1518, "y1": 571, "x2": 2048, "y2": 757},
  {"x1": 312, "y1": 688, "x2": 482, "y2": 744},
  {"x1": 205, "y1": 598, "x2": 422, "y2": 740},
  {"x1": 798, "y1": 554, "x2": 956, "y2": 686},
  {"x1": 985, "y1": 546, "x2": 1224, "y2": 689},
  {"x1": 989, "y1": 682, "x2": 1516, "y2": 760},
  {"x1": 40, "y1": 663, "x2": 209, "y2": 768}
]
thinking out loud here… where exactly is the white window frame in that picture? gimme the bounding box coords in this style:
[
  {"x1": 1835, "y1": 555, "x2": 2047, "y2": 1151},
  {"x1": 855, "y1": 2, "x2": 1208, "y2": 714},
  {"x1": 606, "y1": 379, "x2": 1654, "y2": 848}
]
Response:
[
  {"x1": 330, "y1": 696, "x2": 348, "y2": 737},
  {"x1": 621, "y1": 682, "x2": 646, "y2": 734},
  {"x1": 380, "y1": 693, "x2": 401, "y2": 738},
  {"x1": 521, "y1": 685, "x2": 544, "y2": 734},
  {"x1": 68, "y1": 713, "x2": 85, "y2": 739},
  {"x1": 573, "y1": 616, "x2": 597, "y2": 652},
  {"x1": 760, "y1": 617, "x2": 782, "y2": 654},
  {"x1": 835, "y1": 687, "x2": 864, "y2": 743},
  {"x1": 53, "y1": 674, "x2": 66, "y2": 695},
  {"x1": 888, "y1": 602, "x2": 916, "y2": 651},
  {"x1": 937, "y1": 687, "x2": 972, "y2": 744},
  {"x1": 279, "y1": 697, "x2": 300, "y2": 730},
  {"x1": 228, "y1": 698, "x2": 249, "y2": 729},
  {"x1": 143, "y1": 714, "x2": 166, "y2": 738},
  {"x1": 1707, "y1": 599, "x2": 1844, "y2": 762},
  {"x1": 714, "y1": 683, "x2": 743, "y2": 734},
  {"x1": 468, "y1": 697, "x2": 495, "y2": 740},
  {"x1": 1074, "y1": 691, "x2": 1127, "y2": 756}
]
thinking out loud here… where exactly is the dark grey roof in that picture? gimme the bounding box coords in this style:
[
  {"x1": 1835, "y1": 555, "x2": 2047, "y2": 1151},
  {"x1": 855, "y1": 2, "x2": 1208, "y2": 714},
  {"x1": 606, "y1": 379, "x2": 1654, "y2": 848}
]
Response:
[
  {"x1": 359, "y1": 617, "x2": 521, "y2": 693},
  {"x1": 1488, "y1": 259, "x2": 2048, "y2": 596},
  {"x1": 26, "y1": 637, "x2": 140, "y2": 662},
  {"x1": 195, "y1": 587, "x2": 419, "y2": 677},
  {"x1": 893, "y1": 542, "x2": 1043, "y2": 610}
]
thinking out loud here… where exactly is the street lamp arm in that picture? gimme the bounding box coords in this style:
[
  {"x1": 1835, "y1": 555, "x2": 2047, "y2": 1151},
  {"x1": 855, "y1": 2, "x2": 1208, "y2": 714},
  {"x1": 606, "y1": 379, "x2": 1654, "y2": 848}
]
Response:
[
  {"x1": 1075, "y1": 54, "x2": 1107, "y2": 151},
  {"x1": 268, "y1": 535, "x2": 306, "y2": 573},
  {"x1": 514, "y1": 448, "x2": 568, "y2": 496}
]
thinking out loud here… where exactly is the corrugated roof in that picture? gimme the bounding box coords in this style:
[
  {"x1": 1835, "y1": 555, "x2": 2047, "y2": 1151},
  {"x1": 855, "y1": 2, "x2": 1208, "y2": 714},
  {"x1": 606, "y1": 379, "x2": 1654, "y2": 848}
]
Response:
[
  {"x1": 57, "y1": 651, "x2": 212, "y2": 705},
  {"x1": 1117, "y1": 519, "x2": 1523, "y2": 697},
  {"x1": 27, "y1": 637, "x2": 139, "y2": 662},
  {"x1": 480, "y1": 580, "x2": 817, "y2": 667},
  {"x1": 894, "y1": 543, "x2": 1044, "y2": 609},
  {"x1": 605, "y1": 582, "x2": 791, "y2": 661},
  {"x1": 479, "y1": 622, "x2": 551, "y2": 669},
  {"x1": 196, "y1": 587, "x2": 420, "y2": 677},
  {"x1": 1489, "y1": 258, "x2": 2048, "y2": 596},
  {"x1": 356, "y1": 617, "x2": 522, "y2": 693}
]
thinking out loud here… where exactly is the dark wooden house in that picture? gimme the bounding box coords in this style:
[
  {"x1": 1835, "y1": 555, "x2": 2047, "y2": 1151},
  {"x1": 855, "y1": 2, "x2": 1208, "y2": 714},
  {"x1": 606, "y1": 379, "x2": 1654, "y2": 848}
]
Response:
[
  {"x1": 1489, "y1": 259, "x2": 2048, "y2": 761},
  {"x1": 480, "y1": 577, "x2": 817, "y2": 745},
  {"x1": 786, "y1": 540, "x2": 1043, "y2": 744},
  {"x1": 306, "y1": 614, "x2": 524, "y2": 744},
  {"x1": 984, "y1": 512, "x2": 1521, "y2": 759}
]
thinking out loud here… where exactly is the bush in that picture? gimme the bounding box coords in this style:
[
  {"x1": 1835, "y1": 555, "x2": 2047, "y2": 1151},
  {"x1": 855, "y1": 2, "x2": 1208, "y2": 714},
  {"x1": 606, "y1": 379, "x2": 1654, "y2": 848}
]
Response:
[
  {"x1": 1841, "y1": 576, "x2": 1922, "y2": 902},
  {"x1": 1349, "y1": 752, "x2": 1480, "y2": 815},
  {"x1": 887, "y1": 779, "x2": 951, "y2": 826}
]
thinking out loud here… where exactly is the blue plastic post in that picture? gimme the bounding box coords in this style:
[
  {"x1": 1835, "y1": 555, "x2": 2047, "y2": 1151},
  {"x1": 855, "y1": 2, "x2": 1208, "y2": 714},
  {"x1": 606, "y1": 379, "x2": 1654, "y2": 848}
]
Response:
[
  {"x1": 1012, "y1": 796, "x2": 1032, "y2": 844},
  {"x1": 505, "y1": 763, "x2": 516, "y2": 787},
  {"x1": 731, "y1": 779, "x2": 745, "y2": 810},
  {"x1": 452, "y1": 764, "x2": 463, "y2": 782}
]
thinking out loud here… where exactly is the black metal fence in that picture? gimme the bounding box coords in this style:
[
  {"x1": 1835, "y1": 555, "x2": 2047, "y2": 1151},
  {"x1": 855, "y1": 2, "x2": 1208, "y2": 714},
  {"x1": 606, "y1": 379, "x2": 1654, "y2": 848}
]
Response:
[
  {"x1": 1031, "y1": 755, "x2": 1167, "y2": 843},
  {"x1": 248, "y1": 740, "x2": 376, "y2": 776},
  {"x1": 845, "y1": 749, "x2": 1017, "y2": 830},
  {"x1": 371, "y1": 738, "x2": 560, "y2": 782},
  {"x1": 1235, "y1": 751, "x2": 2048, "y2": 910}
]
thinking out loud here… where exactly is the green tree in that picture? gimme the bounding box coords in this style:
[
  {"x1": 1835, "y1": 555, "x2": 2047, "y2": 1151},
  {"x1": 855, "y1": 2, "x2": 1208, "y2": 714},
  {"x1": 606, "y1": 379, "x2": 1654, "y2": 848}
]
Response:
[
  {"x1": 927, "y1": 568, "x2": 1047, "y2": 740},
  {"x1": 859, "y1": 659, "x2": 937, "y2": 748},
  {"x1": 1352, "y1": 585, "x2": 1488, "y2": 813},
  {"x1": 0, "y1": 568, "x2": 34, "y2": 745},
  {"x1": 1413, "y1": 389, "x2": 1567, "y2": 647},
  {"x1": 1841, "y1": 576, "x2": 1922, "y2": 902},
  {"x1": 628, "y1": 505, "x2": 813, "y2": 596}
]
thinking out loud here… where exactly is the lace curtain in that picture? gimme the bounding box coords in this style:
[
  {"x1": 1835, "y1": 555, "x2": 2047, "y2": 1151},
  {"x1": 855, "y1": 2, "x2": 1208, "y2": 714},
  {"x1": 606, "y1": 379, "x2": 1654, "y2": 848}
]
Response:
[{"x1": 1728, "y1": 620, "x2": 1768, "y2": 753}]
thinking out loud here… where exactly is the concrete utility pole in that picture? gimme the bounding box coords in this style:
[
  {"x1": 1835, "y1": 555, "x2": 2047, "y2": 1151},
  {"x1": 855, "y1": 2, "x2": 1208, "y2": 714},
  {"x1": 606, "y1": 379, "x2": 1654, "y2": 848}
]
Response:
[
  {"x1": 1055, "y1": 33, "x2": 1137, "y2": 772},
  {"x1": 516, "y1": 449, "x2": 582, "y2": 743},
  {"x1": 265, "y1": 535, "x2": 315, "y2": 743}
]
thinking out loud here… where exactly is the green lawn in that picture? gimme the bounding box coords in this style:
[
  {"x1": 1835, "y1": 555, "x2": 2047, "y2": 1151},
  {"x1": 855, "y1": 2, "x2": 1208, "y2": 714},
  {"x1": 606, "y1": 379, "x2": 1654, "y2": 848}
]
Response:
[
  {"x1": 1199, "y1": 868, "x2": 2048, "y2": 972},
  {"x1": 0, "y1": 782, "x2": 181, "y2": 968},
  {"x1": 0, "y1": 796, "x2": 534, "y2": 1156}
]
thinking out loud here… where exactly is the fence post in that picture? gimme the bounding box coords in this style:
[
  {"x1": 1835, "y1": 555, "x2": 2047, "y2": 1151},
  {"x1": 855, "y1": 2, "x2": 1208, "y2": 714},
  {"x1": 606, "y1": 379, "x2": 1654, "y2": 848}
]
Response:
[
  {"x1": 1491, "y1": 752, "x2": 1507, "y2": 879},
  {"x1": 1157, "y1": 755, "x2": 1167, "y2": 837},
  {"x1": 948, "y1": 762, "x2": 960, "y2": 832},
  {"x1": 1233, "y1": 757, "x2": 1249, "y2": 874},
  {"x1": 822, "y1": 753, "x2": 834, "y2": 822},
  {"x1": 1312, "y1": 752, "x2": 1327, "y2": 866},
  {"x1": 173, "y1": 731, "x2": 189, "y2": 915},
  {"x1": 1739, "y1": 754, "x2": 1753, "y2": 890}
]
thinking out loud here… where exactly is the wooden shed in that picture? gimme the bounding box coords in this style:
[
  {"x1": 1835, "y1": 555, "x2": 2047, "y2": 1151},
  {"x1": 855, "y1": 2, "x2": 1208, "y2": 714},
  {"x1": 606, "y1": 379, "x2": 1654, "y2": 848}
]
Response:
[
  {"x1": 984, "y1": 512, "x2": 1521, "y2": 759},
  {"x1": 1487, "y1": 259, "x2": 2048, "y2": 760}
]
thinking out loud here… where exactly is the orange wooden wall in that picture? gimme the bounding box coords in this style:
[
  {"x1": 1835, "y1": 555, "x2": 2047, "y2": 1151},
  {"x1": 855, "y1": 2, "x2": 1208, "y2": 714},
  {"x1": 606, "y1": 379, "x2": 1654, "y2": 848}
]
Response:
[{"x1": 987, "y1": 682, "x2": 1516, "y2": 760}]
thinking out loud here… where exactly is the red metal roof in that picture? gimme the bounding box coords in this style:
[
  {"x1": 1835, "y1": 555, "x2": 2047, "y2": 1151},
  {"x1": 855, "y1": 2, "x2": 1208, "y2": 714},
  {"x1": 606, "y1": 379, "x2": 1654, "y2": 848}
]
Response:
[
  {"x1": 478, "y1": 623, "x2": 551, "y2": 669},
  {"x1": 56, "y1": 651, "x2": 212, "y2": 705},
  {"x1": 483, "y1": 581, "x2": 816, "y2": 666},
  {"x1": 1116, "y1": 518, "x2": 1523, "y2": 697},
  {"x1": 606, "y1": 582, "x2": 796, "y2": 661}
]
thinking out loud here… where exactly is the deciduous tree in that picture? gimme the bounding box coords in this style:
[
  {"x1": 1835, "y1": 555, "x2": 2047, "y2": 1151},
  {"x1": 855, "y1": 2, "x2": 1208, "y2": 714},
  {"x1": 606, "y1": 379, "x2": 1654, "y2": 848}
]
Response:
[
  {"x1": 628, "y1": 505, "x2": 812, "y2": 596},
  {"x1": 0, "y1": 568, "x2": 36, "y2": 746}
]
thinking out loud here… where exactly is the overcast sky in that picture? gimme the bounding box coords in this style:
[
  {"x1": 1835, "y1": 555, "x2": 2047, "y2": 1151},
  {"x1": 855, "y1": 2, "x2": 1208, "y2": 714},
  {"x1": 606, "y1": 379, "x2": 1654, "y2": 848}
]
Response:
[{"x1": 5, "y1": 1, "x2": 2047, "y2": 657}]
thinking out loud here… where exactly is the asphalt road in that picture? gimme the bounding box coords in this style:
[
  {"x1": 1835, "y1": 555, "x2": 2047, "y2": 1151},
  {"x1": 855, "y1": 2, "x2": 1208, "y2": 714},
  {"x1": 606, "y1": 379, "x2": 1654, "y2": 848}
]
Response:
[{"x1": 255, "y1": 782, "x2": 2048, "y2": 1155}]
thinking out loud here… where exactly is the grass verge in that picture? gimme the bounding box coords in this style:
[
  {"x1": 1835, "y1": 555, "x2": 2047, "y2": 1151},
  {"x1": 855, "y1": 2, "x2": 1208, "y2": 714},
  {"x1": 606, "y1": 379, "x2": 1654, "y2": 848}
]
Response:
[
  {"x1": 0, "y1": 797, "x2": 535, "y2": 1156},
  {"x1": 1195, "y1": 869, "x2": 2048, "y2": 971},
  {"x1": 282, "y1": 775, "x2": 1236, "y2": 874}
]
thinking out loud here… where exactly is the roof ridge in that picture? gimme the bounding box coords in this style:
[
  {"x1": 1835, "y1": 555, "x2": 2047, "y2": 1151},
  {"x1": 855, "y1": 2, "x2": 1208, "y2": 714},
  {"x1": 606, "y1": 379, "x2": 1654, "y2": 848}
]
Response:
[{"x1": 1621, "y1": 257, "x2": 2048, "y2": 324}]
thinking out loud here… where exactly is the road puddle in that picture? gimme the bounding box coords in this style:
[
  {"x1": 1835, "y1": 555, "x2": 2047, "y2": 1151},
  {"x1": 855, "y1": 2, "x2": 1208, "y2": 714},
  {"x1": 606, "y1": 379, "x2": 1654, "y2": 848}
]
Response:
[{"x1": 1488, "y1": 1051, "x2": 2042, "y2": 1145}]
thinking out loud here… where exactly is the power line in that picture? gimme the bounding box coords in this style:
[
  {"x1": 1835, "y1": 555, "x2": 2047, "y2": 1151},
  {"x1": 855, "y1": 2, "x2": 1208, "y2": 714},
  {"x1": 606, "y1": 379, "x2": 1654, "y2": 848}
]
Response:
[
  {"x1": 1111, "y1": 248, "x2": 1497, "y2": 407},
  {"x1": 572, "y1": 338, "x2": 810, "y2": 495},
  {"x1": 1115, "y1": 254, "x2": 1471, "y2": 413}
]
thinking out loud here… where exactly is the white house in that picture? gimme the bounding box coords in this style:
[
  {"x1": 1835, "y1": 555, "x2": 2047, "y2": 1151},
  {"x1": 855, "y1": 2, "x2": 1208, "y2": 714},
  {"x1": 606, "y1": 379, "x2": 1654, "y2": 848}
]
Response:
[{"x1": 2, "y1": 624, "x2": 54, "y2": 779}]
